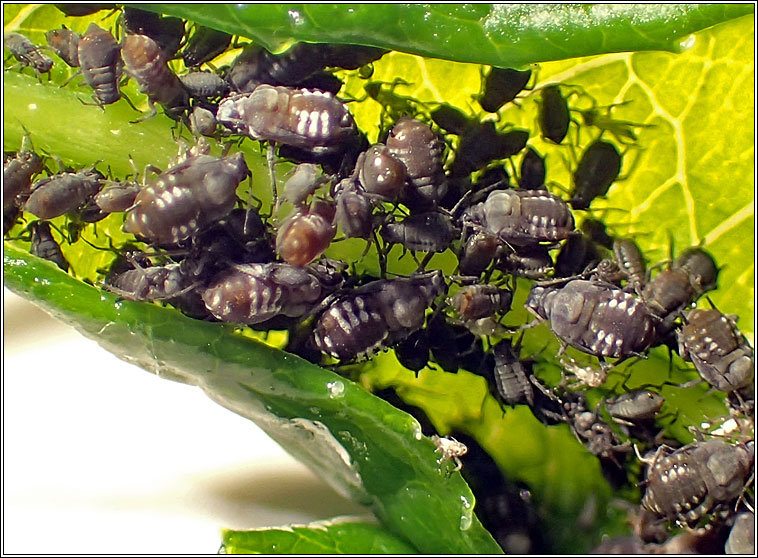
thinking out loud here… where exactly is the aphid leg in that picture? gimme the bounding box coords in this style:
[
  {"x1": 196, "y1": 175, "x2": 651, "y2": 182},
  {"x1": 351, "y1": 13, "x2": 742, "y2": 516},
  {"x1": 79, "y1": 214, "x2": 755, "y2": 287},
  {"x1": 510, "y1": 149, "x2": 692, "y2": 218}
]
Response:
[
  {"x1": 265, "y1": 142, "x2": 280, "y2": 215},
  {"x1": 129, "y1": 98, "x2": 158, "y2": 123}
]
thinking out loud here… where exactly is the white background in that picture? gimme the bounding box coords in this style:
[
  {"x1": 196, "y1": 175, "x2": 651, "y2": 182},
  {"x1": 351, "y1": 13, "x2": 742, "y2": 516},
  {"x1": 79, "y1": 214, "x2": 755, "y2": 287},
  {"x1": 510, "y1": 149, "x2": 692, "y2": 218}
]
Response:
[{"x1": 3, "y1": 288, "x2": 367, "y2": 554}]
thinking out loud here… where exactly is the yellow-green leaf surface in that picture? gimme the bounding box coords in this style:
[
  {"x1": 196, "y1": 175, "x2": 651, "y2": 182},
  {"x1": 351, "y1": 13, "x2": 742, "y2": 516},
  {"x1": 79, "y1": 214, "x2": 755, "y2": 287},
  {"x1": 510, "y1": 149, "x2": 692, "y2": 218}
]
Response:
[{"x1": 4, "y1": 3, "x2": 754, "y2": 554}]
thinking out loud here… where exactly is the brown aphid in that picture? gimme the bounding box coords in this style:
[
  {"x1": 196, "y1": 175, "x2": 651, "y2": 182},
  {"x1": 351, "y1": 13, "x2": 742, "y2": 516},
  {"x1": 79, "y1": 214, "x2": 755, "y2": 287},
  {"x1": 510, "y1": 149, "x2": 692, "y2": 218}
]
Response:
[
  {"x1": 25, "y1": 168, "x2": 104, "y2": 220},
  {"x1": 45, "y1": 27, "x2": 81, "y2": 67},
  {"x1": 276, "y1": 200, "x2": 337, "y2": 266},
  {"x1": 4, "y1": 32, "x2": 53, "y2": 74},
  {"x1": 77, "y1": 23, "x2": 122, "y2": 105}
]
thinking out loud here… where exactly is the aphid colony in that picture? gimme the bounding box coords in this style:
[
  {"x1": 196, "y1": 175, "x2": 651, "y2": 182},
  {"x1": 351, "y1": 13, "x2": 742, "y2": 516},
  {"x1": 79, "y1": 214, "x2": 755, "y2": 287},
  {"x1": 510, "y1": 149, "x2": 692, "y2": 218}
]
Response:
[{"x1": 4, "y1": 7, "x2": 754, "y2": 554}]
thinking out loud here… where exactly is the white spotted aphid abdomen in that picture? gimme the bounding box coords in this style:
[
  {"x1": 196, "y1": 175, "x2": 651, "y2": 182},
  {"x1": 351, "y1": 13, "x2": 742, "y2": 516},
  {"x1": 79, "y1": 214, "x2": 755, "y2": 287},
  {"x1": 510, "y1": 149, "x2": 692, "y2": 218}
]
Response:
[
  {"x1": 124, "y1": 152, "x2": 249, "y2": 246},
  {"x1": 313, "y1": 295, "x2": 389, "y2": 361},
  {"x1": 527, "y1": 279, "x2": 656, "y2": 359}
]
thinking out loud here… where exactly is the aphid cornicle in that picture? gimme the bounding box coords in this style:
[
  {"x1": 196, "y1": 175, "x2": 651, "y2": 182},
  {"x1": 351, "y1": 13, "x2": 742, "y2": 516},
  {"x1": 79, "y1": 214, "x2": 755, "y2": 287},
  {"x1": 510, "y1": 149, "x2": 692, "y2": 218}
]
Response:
[
  {"x1": 386, "y1": 116, "x2": 447, "y2": 209},
  {"x1": 121, "y1": 34, "x2": 190, "y2": 117},
  {"x1": 539, "y1": 85, "x2": 570, "y2": 144},
  {"x1": 478, "y1": 67, "x2": 532, "y2": 113},
  {"x1": 313, "y1": 271, "x2": 445, "y2": 361},
  {"x1": 570, "y1": 139, "x2": 622, "y2": 210},
  {"x1": 641, "y1": 439, "x2": 754, "y2": 528},
  {"x1": 123, "y1": 152, "x2": 249, "y2": 246},
  {"x1": 181, "y1": 26, "x2": 232, "y2": 68},
  {"x1": 677, "y1": 308, "x2": 754, "y2": 395},
  {"x1": 29, "y1": 221, "x2": 69, "y2": 272},
  {"x1": 4, "y1": 32, "x2": 54, "y2": 74},
  {"x1": 24, "y1": 168, "x2": 104, "y2": 220},
  {"x1": 465, "y1": 189, "x2": 575, "y2": 247},
  {"x1": 276, "y1": 200, "x2": 337, "y2": 266},
  {"x1": 217, "y1": 85, "x2": 358, "y2": 150},
  {"x1": 77, "y1": 23, "x2": 122, "y2": 106},
  {"x1": 45, "y1": 27, "x2": 81, "y2": 67},
  {"x1": 526, "y1": 279, "x2": 657, "y2": 359},
  {"x1": 202, "y1": 262, "x2": 342, "y2": 325}
]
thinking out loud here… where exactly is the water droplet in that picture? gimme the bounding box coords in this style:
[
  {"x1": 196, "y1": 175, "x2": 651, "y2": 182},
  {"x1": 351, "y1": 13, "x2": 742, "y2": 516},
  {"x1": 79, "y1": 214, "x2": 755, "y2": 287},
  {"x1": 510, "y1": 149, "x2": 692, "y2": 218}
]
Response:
[
  {"x1": 410, "y1": 419, "x2": 423, "y2": 440},
  {"x1": 327, "y1": 380, "x2": 345, "y2": 398},
  {"x1": 679, "y1": 34, "x2": 696, "y2": 50},
  {"x1": 519, "y1": 488, "x2": 532, "y2": 501},
  {"x1": 459, "y1": 495, "x2": 473, "y2": 531},
  {"x1": 287, "y1": 9, "x2": 304, "y2": 26},
  {"x1": 27, "y1": 103, "x2": 37, "y2": 111}
]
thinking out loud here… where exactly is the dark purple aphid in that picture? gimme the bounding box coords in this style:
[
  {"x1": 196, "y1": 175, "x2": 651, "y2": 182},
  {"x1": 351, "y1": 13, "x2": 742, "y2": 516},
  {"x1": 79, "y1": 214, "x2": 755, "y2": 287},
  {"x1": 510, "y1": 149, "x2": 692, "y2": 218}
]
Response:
[
  {"x1": 570, "y1": 139, "x2": 622, "y2": 210},
  {"x1": 357, "y1": 143, "x2": 407, "y2": 201},
  {"x1": 678, "y1": 308, "x2": 754, "y2": 395},
  {"x1": 430, "y1": 104, "x2": 476, "y2": 135},
  {"x1": 526, "y1": 279, "x2": 656, "y2": 359},
  {"x1": 394, "y1": 328, "x2": 431, "y2": 373},
  {"x1": 3, "y1": 143, "x2": 44, "y2": 211},
  {"x1": 673, "y1": 247, "x2": 719, "y2": 295},
  {"x1": 25, "y1": 168, "x2": 104, "y2": 220},
  {"x1": 122, "y1": 7, "x2": 185, "y2": 59},
  {"x1": 426, "y1": 312, "x2": 486, "y2": 374},
  {"x1": 458, "y1": 231, "x2": 500, "y2": 276},
  {"x1": 381, "y1": 212, "x2": 456, "y2": 253},
  {"x1": 313, "y1": 271, "x2": 445, "y2": 361},
  {"x1": 613, "y1": 237, "x2": 647, "y2": 292},
  {"x1": 581, "y1": 218, "x2": 615, "y2": 249},
  {"x1": 333, "y1": 186, "x2": 373, "y2": 240},
  {"x1": 123, "y1": 152, "x2": 249, "y2": 245},
  {"x1": 122, "y1": 34, "x2": 189, "y2": 117},
  {"x1": 77, "y1": 23, "x2": 122, "y2": 105},
  {"x1": 276, "y1": 200, "x2": 337, "y2": 266},
  {"x1": 519, "y1": 147, "x2": 546, "y2": 190},
  {"x1": 478, "y1": 67, "x2": 532, "y2": 113},
  {"x1": 4, "y1": 32, "x2": 53, "y2": 74},
  {"x1": 217, "y1": 85, "x2": 358, "y2": 150},
  {"x1": 30, "y1": 221, "x2": 69, "y2": 271},
  {"x1": 54, "y1": 4, "x2": 115, "y2": 17},
  {"x1": 449, "y1": 124, "x2": 529, "y2": 177},
  {"x1": 642, "y1": 267, "x2": 694, "y2": 332},
  {"x1": 497, "y1": 244, "x2": 555, "y2": 280},
  {"x1": 202, "y1": 262, "x2": 341, "y2": 324},
  {"x1": 45, "y1": 27, "x2": 81, "y2": 67},
  {"x1": 539, "y1": 85, "x2": 570, "y2": 144},
  {"x1": 93, "y1": 180, "x2": 140, "y2": 213},
  {"x1": 491, "y1": 338, "x2": 534, "y2": 406},
  {"x1": 449, "y1": 284, "x2": 513, "y2": 322},
  {"x1": 641, "y1": 439, "x2": 754, "y2": 527},
  {"x1": 466, "y1": 189, "x2": 575, "y2": 247},
  {"x1": 554, "y1": 232, "x2": 603, "y2": 278},
  {"x1": 179, "y1": 71, "x2": 230, "y2": 101},
  {"x1": 188, "y1": 105, "x2": 218, "y2": 137},
  {"x1": 181, "y1": 26, "x2": 232, "y2": 67},
  {"x1": 386, "y1": 116, "x2": 447, "y2": 209}
]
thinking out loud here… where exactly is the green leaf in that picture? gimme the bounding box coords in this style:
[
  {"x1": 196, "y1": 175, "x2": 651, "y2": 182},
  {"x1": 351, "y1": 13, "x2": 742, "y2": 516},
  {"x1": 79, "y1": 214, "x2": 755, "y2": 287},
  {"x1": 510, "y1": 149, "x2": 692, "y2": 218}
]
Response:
[
  {"x1": 2, "y1": 243, "x2": 501, "y2": 554},
  {"x1": 139, "y1": 4, "x2": 753, "y2": 68},
  {"x1": 221, "y1": 516, "x2": 419, "y2": 554}
]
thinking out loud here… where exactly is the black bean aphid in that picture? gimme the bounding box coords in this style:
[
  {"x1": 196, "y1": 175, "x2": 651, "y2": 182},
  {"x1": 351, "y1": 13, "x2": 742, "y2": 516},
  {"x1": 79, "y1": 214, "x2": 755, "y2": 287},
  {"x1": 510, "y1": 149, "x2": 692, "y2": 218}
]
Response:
[
  {"x1": 123, "y1": 152, "x2": 249, "y2": 246},
  {"x1": 25, "y1": 167, "x2": 104, "y2": 220},
  {"x1": 217, "y1": 85, "x2": 358, "y2": 150},
  {"x1": 386, "y1": 116, "x2": 447, "y2": 209},
  {"x1": 4, "y1": 141, "x2": 44, "y2": 212},
  {"x1": 491, "y1": 337, "x2": 534, "y2": 406},
  {"x1": 554, "y1": 232, "x2": 603, "y2": 278},
  {"x1": 333, "y1": 185, "x2": 373, "y2": 240},
  {"x1": 570, "y1": 139, "x2": 622, "y2": 210},
  {"x1": 642, "y1": 267, "x2": 694, "y2": 333},
  {"x1": 673, "y1": 246, "x2": 719, "y2": 295},
  {"x1": 356, "y1": 143, "x2": 407, "y2": 201},
  {"x1": 478, "y1": 67, "x2": 532, "y2": 113},
  {"x1": 179, "y1": 71, "x2": 230, "y2": 101},
  {"x1": 380, "y1": 212, "x2": 457, "y2": 253},
  {"x1": 93, "y1": 180, "x2": 140, "y2": 213},
  {"x1": 45, "y1": 27, "x2": 81, "y2": 67},
  {"x1": 394, "y1": 328, "x2": 431, "y2": 373},
  {"x1": 4, "y1": 32, "x2": 53, "y2": 74},
  {"x1": 605, "y1": 389, "x2": 665, "y2": 423},
  {"x1": 497, "y1": 244, "x2": 555, "y2": 280},
  {"x1": 678, "y1": 308, "x2": 754, "y2": 396},
  {"x1": 77, "y1": 23, "x2": 122, "y2": 106},
  {"x1": 465, "y1": 189, "x2": 575, "y2": 247},
  {"x1": 122, "y1": 34, "x2": 189, "y2": 118},
  {"x1": 539, "y1": 85, "x2": 570, "y2": 144},
  {"x1": 526, "y1": 279, "x2": 656, "y2": 360},
  {"x1": 181, "y1": 26, "x2": 232, "y2": 68},
  {"x1": 613, "y1": 237, "x2": 647, "y2": 293},
  {"x1": 458, "y1": 231, "x2": 500, "y2": 277},
  {"x1": 313, "y1": 271, "x2": 444, "y2": 361},
  {"x1": 449, "y1": 124, "x2": 529, "y2": 177},
  {"x1": 202, "y1": 262, "x2": 342, "y2": 325},
  {"x1": 54, "y1": 4, "x2": 115, "y2": 17},
  {"x1": 449, "y1": 284, "x2": 513, "y2": 322},
  {"x1": 30, "y1": 221, "x2": 69, "y2": 271},
  {"x1": 282, "y1": 163, "x2": 328, "y2": 207},
  {"x1": 519, "y1": 147, "x2": 546, "y2": 190},
  {"x1": 640, "y1": 439, "x2": 754, "y2": 528}
]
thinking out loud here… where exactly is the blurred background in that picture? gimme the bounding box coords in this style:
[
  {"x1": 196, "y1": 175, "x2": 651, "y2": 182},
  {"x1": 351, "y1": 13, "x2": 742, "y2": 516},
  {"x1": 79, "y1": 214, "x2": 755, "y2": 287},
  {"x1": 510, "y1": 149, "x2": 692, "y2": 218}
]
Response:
[{"x1": 3, "y1": 288, "x2": 367, "y2": 554}]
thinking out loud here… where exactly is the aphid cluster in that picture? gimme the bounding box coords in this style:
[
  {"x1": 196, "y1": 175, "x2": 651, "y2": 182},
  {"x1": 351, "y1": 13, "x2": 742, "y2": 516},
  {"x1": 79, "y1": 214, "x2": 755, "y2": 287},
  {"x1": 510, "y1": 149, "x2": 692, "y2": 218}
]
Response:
[{"x1": 4, "y1": 6, "x2": 754, "y2": 554}]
